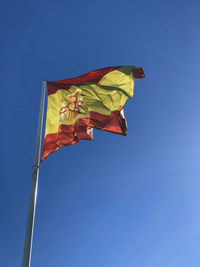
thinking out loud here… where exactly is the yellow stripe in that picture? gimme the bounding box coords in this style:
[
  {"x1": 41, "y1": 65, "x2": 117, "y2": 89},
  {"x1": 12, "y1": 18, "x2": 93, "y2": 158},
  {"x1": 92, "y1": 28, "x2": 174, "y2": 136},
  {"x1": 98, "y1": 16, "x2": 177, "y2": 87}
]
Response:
[{"x1": 44, "y1": 67, "x2": 134, "y2": 137}]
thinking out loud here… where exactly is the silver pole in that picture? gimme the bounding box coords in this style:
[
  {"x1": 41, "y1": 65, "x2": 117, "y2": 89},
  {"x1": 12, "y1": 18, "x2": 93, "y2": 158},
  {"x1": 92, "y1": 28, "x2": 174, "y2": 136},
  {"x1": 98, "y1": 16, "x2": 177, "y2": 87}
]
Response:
[{"x1": 22, "y1": 80, "x2": 46, "y2": 267}]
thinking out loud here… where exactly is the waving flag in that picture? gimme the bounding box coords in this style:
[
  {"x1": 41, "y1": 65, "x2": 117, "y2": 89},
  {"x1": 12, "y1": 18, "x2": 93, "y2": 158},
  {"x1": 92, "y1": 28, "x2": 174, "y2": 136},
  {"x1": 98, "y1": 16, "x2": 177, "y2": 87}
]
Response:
[{"x1": 41, "y1": 66, "x2": 145, "y2": 161}]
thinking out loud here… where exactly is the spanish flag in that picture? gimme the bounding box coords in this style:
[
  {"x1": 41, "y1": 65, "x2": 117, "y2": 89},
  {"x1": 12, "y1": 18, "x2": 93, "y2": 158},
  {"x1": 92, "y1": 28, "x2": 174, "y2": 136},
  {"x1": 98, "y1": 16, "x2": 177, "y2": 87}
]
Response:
[{"x1": 41, "y1": 66, "x2": 145, "y2": 161}]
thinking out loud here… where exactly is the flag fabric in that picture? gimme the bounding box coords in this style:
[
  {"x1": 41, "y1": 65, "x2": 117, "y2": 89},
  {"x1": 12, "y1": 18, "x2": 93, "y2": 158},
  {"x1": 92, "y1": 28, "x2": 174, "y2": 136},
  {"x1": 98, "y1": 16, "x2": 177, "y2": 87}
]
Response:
[{"x1": 41, "y1": 66, "x2": 145, "y2": 161}]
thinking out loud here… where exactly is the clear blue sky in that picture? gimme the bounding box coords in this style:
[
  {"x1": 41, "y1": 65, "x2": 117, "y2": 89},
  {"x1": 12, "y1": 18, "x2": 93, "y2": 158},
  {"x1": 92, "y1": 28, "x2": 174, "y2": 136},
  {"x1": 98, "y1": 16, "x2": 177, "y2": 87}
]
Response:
[{"x1": 1, "y1": 0, "x2": 200, "y2": 266}]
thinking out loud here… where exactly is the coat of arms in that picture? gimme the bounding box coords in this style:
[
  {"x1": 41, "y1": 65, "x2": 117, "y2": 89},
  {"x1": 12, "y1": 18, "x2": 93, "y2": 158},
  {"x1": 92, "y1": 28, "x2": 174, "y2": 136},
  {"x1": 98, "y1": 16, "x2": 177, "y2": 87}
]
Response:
[{"x1": 59, "y1": 91, "x2": 84, "y2": 121}]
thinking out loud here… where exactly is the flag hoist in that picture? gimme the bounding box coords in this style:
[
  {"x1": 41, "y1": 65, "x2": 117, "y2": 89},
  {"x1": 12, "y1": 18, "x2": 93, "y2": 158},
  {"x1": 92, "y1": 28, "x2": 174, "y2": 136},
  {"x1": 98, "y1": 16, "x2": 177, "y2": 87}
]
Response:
[{"x1": 22, "y1": 66, "x2": 145, "y2": 267}]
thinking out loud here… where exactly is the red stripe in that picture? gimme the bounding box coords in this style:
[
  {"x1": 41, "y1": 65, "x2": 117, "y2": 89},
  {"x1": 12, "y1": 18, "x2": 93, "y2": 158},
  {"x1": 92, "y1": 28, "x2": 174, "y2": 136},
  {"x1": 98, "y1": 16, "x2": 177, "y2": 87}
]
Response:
[
  {"x1": 41, "y1": 110, "x2": 127, "y2": 161},
  {"x1": 131, "y1": 67, "x2": 145, "y2": 79},
  {"x1": 47, "y1": 66, "x2": 117, "y2": 95},
  {"x1": 41, "y1": 118, "x2": 93, "y2": 161},
  {"x1": 89, "y1": 111, "x2": 127, "y2": 136},
  {"x1": 47, "y1": 66, "x2": 145, "y2": 95}
]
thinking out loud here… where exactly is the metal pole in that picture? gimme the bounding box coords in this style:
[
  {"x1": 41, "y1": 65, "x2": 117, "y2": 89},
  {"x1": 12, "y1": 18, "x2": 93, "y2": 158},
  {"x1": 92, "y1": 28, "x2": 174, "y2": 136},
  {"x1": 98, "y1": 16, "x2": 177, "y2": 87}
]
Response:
[{"x1": 22, "y1": 80, "x2": 46, "y2": 267}]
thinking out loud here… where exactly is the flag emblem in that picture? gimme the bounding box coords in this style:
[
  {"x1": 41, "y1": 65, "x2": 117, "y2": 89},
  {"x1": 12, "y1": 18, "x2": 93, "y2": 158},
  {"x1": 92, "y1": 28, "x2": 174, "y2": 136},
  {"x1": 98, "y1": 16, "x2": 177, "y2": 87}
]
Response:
[{"x1": 59, "y1": 91, "x2": 84, "y2": 121}]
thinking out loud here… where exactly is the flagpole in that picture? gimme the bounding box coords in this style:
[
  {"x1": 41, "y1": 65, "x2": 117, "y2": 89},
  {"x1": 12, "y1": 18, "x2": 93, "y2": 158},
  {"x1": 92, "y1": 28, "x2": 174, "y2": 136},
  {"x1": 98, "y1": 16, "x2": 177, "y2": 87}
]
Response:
[{"x1": 22, "y1": 80, "x2": 46, "y2": 267}]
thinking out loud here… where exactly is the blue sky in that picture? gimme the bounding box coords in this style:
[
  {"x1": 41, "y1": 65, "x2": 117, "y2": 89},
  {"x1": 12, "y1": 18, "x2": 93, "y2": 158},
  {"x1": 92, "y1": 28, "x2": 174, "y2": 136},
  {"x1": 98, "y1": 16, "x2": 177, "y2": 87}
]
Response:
[{"x1": 1, "y1": 0, "x2": 200, "y2": 266}]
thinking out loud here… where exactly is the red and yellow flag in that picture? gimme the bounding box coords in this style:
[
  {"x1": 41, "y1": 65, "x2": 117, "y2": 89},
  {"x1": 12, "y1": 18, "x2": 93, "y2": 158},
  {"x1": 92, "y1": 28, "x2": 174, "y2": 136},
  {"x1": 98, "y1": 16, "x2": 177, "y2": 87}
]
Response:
[{"x1": 41, "y1": 66, "x2": 145, "y2": 161}]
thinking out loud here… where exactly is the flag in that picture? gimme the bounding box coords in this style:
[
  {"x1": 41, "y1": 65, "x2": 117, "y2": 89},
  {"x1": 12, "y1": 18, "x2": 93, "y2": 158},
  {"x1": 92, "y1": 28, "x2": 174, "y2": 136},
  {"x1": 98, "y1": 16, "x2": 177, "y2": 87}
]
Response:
[{"x1": 41, "y1": 66, "x2": 145, "y2": 161}]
